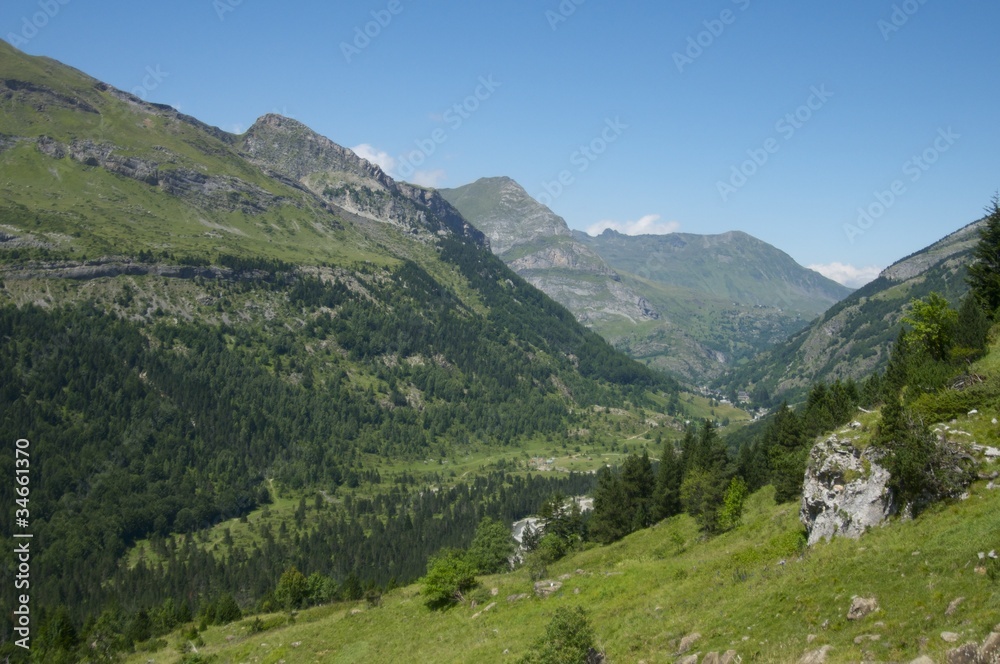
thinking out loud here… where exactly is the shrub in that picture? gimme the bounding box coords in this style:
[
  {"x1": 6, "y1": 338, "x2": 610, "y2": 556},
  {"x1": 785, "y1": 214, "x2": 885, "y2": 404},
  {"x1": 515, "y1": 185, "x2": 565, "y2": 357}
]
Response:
[
  {"x1": 519, "y1": 606, "x2": 597, "y2": 664},
  {"x1": 421, "y1": 549, "x2": 478, "y2": 609}
]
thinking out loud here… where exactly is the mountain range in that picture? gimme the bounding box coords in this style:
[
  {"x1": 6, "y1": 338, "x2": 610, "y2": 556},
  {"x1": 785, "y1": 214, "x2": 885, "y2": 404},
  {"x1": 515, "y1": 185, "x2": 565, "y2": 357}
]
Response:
[
  {"x1": 1, "y1": 38, "x2": 996, "y2": 663},
  {"x1": 442, "y1": 177, "x2": 852, "y2": 384}
]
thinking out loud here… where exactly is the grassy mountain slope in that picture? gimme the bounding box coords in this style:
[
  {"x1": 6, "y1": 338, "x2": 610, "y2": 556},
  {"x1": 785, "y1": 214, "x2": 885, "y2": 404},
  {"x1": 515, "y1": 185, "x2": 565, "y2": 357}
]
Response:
[
  {"x1": 126, "y1": 335, "x2": 1000, "y2": 663},
  {"x1": 129, "y1": 469, "x2": 1000, "y2": 664},
  {"x1": 576, "y1": 229, "x2": 851, "y2": 315},
  {"x1": 0, "y1": 41, "x2": 685, "y2": 647},
  {"x1": 722, "y1": 219, "x2": 984, "y2": 402}
]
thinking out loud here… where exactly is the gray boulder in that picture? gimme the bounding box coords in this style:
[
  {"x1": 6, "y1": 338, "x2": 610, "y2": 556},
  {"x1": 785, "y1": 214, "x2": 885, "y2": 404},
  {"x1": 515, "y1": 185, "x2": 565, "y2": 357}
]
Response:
[{"x1": 801, "y1": 435, "x2": 895, "y2": 545}]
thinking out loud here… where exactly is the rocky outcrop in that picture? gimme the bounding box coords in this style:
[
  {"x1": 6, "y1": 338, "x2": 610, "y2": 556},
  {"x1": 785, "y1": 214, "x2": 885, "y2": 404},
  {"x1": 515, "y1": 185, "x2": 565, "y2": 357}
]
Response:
[
  {"x1": 241, "y1": 114, "x2": 485, "y2": 245},
  {"x1": 800, "y1": 435, "x2": 895, "y2": 546},
  {"x1": 35, "y1": 137, "x2": 286, "y2": 215}
]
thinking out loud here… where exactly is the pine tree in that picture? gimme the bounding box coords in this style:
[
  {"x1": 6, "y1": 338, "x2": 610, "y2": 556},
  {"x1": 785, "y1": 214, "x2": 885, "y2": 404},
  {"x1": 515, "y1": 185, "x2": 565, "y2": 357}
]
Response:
[
  {"x1": 621, "y1": 450, "x2": 655, "y2": 530},
  {"x1": 653, "y1": 442, "x2": 683, "y2": 520},
  {"x1": 768, "y1": 403, "x2": 807, "y2": 504},
  {"x1": 953, "y1": 293, "x2": 990, "y2": 359},
  {"x1": 967, "y1": 194, "x2": 1000, "y2": 318},
  {"x1": 588, "y1": 468, "x2": 630, "y2": 544}
]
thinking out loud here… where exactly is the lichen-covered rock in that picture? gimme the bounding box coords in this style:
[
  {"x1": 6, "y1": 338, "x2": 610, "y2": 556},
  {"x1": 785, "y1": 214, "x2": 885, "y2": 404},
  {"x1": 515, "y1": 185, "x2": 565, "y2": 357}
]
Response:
[
  {"x1": 847, "y1": 596, "x2": 879, "y2": 621},
  {"x1": 801, "y1": 435, "x2": 895, "y2": 545}
]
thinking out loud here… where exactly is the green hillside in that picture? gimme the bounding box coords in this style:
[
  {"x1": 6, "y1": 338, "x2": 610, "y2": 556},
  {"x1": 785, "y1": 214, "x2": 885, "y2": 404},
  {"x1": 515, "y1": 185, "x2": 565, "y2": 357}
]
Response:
[
  {"x1": 122, "y1": 328, "x2": 1000, "y2": 663},
  {"x1": 721, "y1": 219, "x2": 984, "y2": 403},
  {"x1": 0, "y1": 42, "x2": 687, "y2": 656}
]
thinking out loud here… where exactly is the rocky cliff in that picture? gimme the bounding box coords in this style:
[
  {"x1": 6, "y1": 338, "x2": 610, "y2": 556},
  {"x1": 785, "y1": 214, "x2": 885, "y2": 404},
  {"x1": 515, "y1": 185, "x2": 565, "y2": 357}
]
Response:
[
  {"x1": 242, "y1": 114, "x2": 484, "y2": 245},
  {"x1": 800, "y1": 432, "x2": 896, "y2": 546},
  {"x1": 440, "y1": 177, "x2": 658, "y2": 325}
]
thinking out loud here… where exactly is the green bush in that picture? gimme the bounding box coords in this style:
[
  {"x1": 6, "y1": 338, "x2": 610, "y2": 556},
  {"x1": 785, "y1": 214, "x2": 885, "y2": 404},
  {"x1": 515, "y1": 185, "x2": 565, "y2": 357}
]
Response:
[
  {"x1": 519, "y1": 606, "x2": 597, "y2": 664},
  {"x1": 421, "y1": 548, "x2": 478, "y2": 609}
]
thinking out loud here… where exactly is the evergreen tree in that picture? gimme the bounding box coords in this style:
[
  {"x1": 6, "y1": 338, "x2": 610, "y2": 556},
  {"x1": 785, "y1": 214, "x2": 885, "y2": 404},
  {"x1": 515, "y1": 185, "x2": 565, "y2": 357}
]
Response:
[
  {"x1": 538, "y1": 493, "x2": 583, "y2": 548},
  {"x1": 588, "y1": 468, "x2": 630, "y2": 545},
  {"x1": 680, "y1": 468, "x2": 725, "y2": 533},
  {"x1": 678, "y1": 423, "x2": 698, "y2": 474},
  {"x1": 681, "y1": 420, "x2": 732, "y2": 533},
  {"x1": 653, "y1": 442, "x2": 683, "y2": 520},
  {"x1": 953, "y1": 293, "x2": 990, "y2": 359},
  {"x1": 620, "y1": 450, "x2": 655, "y2": 530},
  {"x1": 967, "y1": 194, "x2": 1000, "y2": 318},
  {"x1": 768, "y1": 403, "x2": 807, "y2": 504},
  {"x1": 693, "y1": 420, "x2": 727, "y2": 475},
  {"x1": 737, "y1": 438, "x2": 769, "y2": 493},
  {"x1": 882, "y1": 329, "x2": 912, "y2": 400}
]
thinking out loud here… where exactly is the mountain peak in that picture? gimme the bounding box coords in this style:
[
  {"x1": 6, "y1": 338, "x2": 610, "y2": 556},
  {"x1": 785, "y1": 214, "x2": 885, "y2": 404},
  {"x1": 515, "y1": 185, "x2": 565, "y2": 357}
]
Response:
[{"x1": 440, "y1": 176, "x2": 571, "y2": 255}]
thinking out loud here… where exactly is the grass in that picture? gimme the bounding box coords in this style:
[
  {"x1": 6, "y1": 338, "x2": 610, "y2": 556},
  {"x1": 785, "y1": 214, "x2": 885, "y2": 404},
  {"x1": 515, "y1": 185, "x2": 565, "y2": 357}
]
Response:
[{"x1": 124, "y1": 481, "x2": 1000, "y2": 663}]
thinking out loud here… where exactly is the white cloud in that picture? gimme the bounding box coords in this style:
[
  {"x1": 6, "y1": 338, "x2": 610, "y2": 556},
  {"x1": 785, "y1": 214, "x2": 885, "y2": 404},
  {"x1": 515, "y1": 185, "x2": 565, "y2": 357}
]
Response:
[
  {"x1": 807, "y1": 262, "x2": 882, "y2": 289},
  {"x1": 586, "y1": 214, "x2": 681, "y2": 237},
  {"x1": 350, "y1": 143, "x2": 397, "y2": 176},
  {"x1": 410, "y1": 169, "x2": 447, "y2": 188}
]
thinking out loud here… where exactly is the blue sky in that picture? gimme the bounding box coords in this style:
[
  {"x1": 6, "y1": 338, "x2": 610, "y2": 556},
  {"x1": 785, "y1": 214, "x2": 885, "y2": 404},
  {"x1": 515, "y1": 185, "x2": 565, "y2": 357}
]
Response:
[{"x1": 5, "y1": 0, "x2": 999, "y2": 287}]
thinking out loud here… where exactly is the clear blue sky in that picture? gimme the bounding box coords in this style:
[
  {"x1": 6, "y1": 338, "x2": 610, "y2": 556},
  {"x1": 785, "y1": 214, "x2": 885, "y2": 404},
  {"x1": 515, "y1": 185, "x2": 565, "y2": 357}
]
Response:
[{"x1": 5, "y1": 0, "x2": 999, "y2": 286}]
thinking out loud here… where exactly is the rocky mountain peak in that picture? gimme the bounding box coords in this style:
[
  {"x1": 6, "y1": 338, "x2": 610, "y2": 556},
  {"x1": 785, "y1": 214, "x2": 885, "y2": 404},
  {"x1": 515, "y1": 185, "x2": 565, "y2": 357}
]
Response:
[
  {"x1": 441, "y1": 177, "x2": 570, "y2": 256},
  {"x1": 241, "y1": 114, "x2": 483, "y2": 246},
  {"x1": 242, "y1": 114, "x2": 391, "y2": 187}
]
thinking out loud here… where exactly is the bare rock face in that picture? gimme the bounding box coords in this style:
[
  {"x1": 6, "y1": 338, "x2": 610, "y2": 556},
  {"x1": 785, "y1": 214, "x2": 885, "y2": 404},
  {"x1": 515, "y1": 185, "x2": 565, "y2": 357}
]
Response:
[{"x1": 801, "y1": 435, "x2": 895, "y2": 546}]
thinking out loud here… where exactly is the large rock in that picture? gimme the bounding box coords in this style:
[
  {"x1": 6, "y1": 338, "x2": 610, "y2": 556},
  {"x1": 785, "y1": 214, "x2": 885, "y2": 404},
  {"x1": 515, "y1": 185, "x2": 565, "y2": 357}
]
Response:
[
  {"x1": 847, "y1": 596, "x2": 879, "y2": 621},
  {"x1": 801, "y1": 435, "x2": 895, "y2": 545}
]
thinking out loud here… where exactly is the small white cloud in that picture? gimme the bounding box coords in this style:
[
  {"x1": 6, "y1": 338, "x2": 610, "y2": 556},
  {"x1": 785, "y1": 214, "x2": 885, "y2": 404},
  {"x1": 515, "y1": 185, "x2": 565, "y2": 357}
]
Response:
[
  {"x1": 807, "y1": 262, "x2": 882, "y2": 288},
  {"x1": 586, "y1": 214, "x2": 681, "y2": 237},
  {"x1": 229, "y1": 123, "x2": 245, "y2": 134},
  {"x1": 411, "y1": 169, "x2": 447, "y2": 188},
  {"x1": 351, "y1": 144, "x2": 397, "y2": 177}
]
